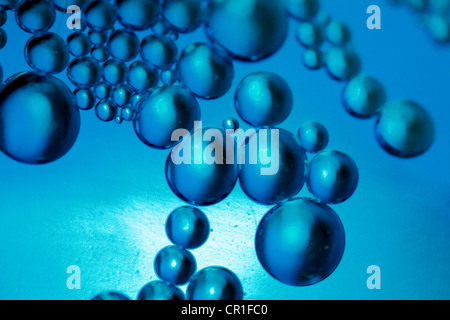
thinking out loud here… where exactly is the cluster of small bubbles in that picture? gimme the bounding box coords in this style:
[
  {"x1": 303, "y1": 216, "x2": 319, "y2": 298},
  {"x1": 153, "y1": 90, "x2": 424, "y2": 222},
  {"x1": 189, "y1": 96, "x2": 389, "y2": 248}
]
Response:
[
  {"x1": 297, "y1": 121, "x2": 329, "y2": 153},
  {"x1": 153, "y1": 245, "x2": 197, "y2": 286},
  {"x1": 0, "y1": 26, "x2": 6, "y2": 49},
  {"x1": 92, "y1": 291, "x2": 131, "y2": 300},
  {"x1": 84, "y1": 0, "x2": 116, "y2": 30},
  {"x1": 127, "y1": 60, "x2": 159, "y2": 92},
  {"x1": 67, "y1": 57, "x2": 101, "y2": 89},
  {"x1": 116, "y1": 0, "x2": 160, "y2": 31},
  {"x1": 25, "y1": 33, "x2": 69, "y2": 74},
  {"x1": 161, "y1": 0, "x2": 206, "y2": 33},
  {"x1": 108, "y1": 29, "x2": 140, "y2": 61},
  {"x1": 67, "y1": 33, "x2": 91, "y2": 58},
  {"x1": 137, "y1": 281, "x2": 185, "y2": 300},
  {"x1": 95, "y1": 99, "x2": 116, "y2": 122},
  {"x1": 177, "y1": 42, "x2": 234, "y2": 100},
  {"x1": 234, "y1": 71, "x2": 293, "y2": 127},
  {"x1": 102, "y1": 59, "x2": 128, "y2": 86},
  {"x1": 140, "y1": 35, "x2": 178, "y2": 69},
  {"x1": 74, "y1": 88, "x2": 96, "y2": 111},
  {"x1": 94, "y1": 81, "x2": 111, "y2": 100},
  {"x1": 15, "y1": 0, "x2": 55, "y2": 34}
]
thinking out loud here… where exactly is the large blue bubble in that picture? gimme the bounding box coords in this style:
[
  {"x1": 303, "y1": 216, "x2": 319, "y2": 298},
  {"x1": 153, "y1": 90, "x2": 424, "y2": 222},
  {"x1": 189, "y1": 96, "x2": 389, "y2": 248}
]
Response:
[
  {"x1": 15, "y1": 0, "x2": 55, "y2": 34},
  {"x1": 25, "y1": 33, "x2": 69, "y2": 74},
  {"x1": 154, "y1": 245, "x2": 197, "y2": 286},
  {"x1": 116, "y1": 0, "x2": 159, "y2": 30},
  {"x1": 255, "y1": 197, "x2": 345, "y2": 286},
  {"x1": 187, "y1": 266, "x2": 243, "y2": 300},
  {"x1": 137, "y1": 281, "x2": 185, "y2": 300},
  {"x1": 0, "y1": 72, "x2": 80, "y2": 164}
]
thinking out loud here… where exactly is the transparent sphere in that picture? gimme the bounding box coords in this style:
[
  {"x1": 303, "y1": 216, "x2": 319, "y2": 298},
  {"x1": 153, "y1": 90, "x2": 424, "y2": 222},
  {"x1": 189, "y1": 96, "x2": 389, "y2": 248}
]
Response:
[
  {"x1": 325, "y1": 47, "x2": 361, "y2": 81},
  {"x1": 134, "y1": 85, "x2": 201, "y2": 149},
  {"x1": 342, "y1": 75, "x2": 387, "y2": 119},
  {"x1": 67, "y1": 32, "x2": 91, "y2": 58},
  {"x1": 112, "y1": 84, "x2": 132, "y2": 107},
  {"x1": 187, "y1": 266, "x2": 243, "y2": 300},
  {"x1": 116, "y1": 0, "x2": 159, "y2": 30},
  {"x1": 25, "y1": 33, "x2": 69, "y2": 74},
  {"x1": 152, "y1": 20, "x2": 171, "y2": 36},
  {"x1": 67, "y1": 57, "x2": 101, "y2": 89},
  {"x1": 222, "y1": 117, "x2": 239, "y2": 131},
  {"x1": 235, "y1": 71, "x2": 293, "y2": 127},
  {"x1": 165, "y1": 206, "x2": 210, "y2": 249},
  {"x1": 121, "y1": 106, "x2": 133, "y2": 121},
  {"x1": 302, "y1": 48, "x2": 324, "y2": 70},
  {"x1": 162, "y1": 0, "x2": 206, "y2": 33},
  {"x1": 295, "y1": 22, "x2": 323, "y2": 47},
  {"x1": 140, "y1": 35, "x2": 178, "y2": 70},
  {"x1": 297, "y1": 121, "x2": 329, "y2": 153},
  {"x1": 91, "y1": 45, "x2": 110, "y2": 62},
  {"x1": 424, "y1": 14, "x2": 450, "y2": 43},
  {"x1": 74, "y1": 88, "x2": 96, "y2": 111},
  {"x1": 127, "y1": 60, "x2": 159, "y2": 92},
  {"x1": 283, "y1": 0, "x2": 320, "y2": 21},
  {"x1": 0, "y1": 27, "x2": 7, "y2": 49},
  {"x1": 255, "y1": 197, "x2": 345, "y2": 286},
  {"x1": 326, "y1": 21, "x2": 351, "y2": 46},
  {"x1": 94, "y1": 82, "x2": 111, "y2": 100},
  {"x1": 307, "y1": 150, "x2": 359, "y2": 204},
  {"x1": 92, "y1": 291, "x2": 130, "y2": 300},
  {"x1": 0, "y1": 72, "x2": 80, "y2": 164},
  {"x1": 375, "y1": 100, "x2": 435, "y2": 158},
  {"x1": 137, "y1": 281, "x2": 185, "y2": 300},
  {"x1": 154, "y1": 245, "x2": 197, "y2": 286},
  {"x1": 206, "y1": 0, "x2": 288, "y2": 61},
  {"x1": 102, "y1": 59, "x2": 128, "y2": 86},
  {"x1": 95, "y1": 100, "x2": 116, "y2": 122},
  {"x1": 165, "y1": 126, "x2": 239, "y2": 206},
  {"x1": 84, "y1": 0, "x2": 116, "y2": 30},
  {"x1": 88, "y1": 29, "x2": 108, "y2": 46},
  {"x1": 15, "y1": 0, "x2": 55, "y2": 34},
  {"x1": 177, "y1": 42, "x2": 234, "y2": 99},
  {"x1": 160, "y1": 69, "x2": 179, "y2": 86},
  {"x1": 108, "y1": 29, "x2": 140, "y2": 61},
  {"x1": 239, "y1": 128, "x2": 306, "y2": 205}
]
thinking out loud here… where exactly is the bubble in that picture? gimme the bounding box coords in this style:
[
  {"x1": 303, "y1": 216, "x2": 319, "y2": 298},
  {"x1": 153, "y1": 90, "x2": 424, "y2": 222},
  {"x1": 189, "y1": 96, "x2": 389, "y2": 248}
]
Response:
[
  {"x1": 91, "y1": 45, "x2": 110, "y2": 62},
  {"x1": 424, "y1": 14, "x2": 450, "y2": 43},
  {"x1": 116, "y1": 0, "x2": 159, "y2": 30},
  {"x1": 134, "y1": 85, "x2": 200, "y2": 149},
  {"x1": 137, "y1": 281, "x2": 185, "y2": 300},
  {"x1": 295, "y1": 22, "x2": 323, "y2": 48},
  {"x1": 84, "y1": 0, "x2": 116, "y2": 30},
  {"x1": 74, "y1": 88, "x2": 96, "y2": 111},
  {"x1": 165, "y1": 126, "x2": 239, "y2": 206},
  {"x1": 297, "y1": 121, "x2": 329, "y2": 153},
  {"x1": 121, "y1": 106, "x2": 133, "y2": 121},
  {"x1": 284, "y1": 0, "x2": 320, "y2": 21},
  {"x1": 375, "y1": 100, "x2": 435, "y2": 158},
  {"x1": 67, "y1": 32, "x2": 91, "y2": 58},
  {"x1": 102, "y1": 59, "x2": 128, "y2": 87},
  {"x1": 94, "y1": 82, "x2": 111, "y2": 100},
  {"x1": 160, "y1": 69, "x2": 179, "y2": 86},
  {"x1": 235, "y1": 72, "x2": 293, "y2": 127},
  {"x1": 302, "y1": 48, "x2": 324, "y2": 70},
  {"x1": 177, "y1": 42, "x2": 234, "y2": 100},
  {"x1": 325, "y1": 47, "x2": 361, "y2": 81},
  {"x1": 88, "y1": 29, "x2": 108, "y2": 46},
  {"x1": 222, "y1": 117, "x2": 239, "y2": 131},
  {"x1": 112, "y1": 84, "x2": 132, "y2": 107},
  {"x1": 152, "y1": 20, "x2": 171, "y2": 36},
  {"x1": 0, "y1": 9, "x2": 7, "y2": 26},
  {"x1": 92, "y1": 291, "x2": 130, "y2": 300},
  {"x1": 108, "y1": 29, "x2": 140, "y2": 62},
  {"x1": 206, "y1": 0, "x2": 288, "y2": 61},
  {"x1": 127, "y1": 60, "x2": 159, "y2": 92},
  {"x1": 131, "y1": 92, "x2": 144, "y2": 109},
  {"x1": 255, "y1": 197, "x2": 345, "y2": 286},
  {"x1": 154, "y1": 245, "x2": 197, "y2": 285},
  {"x1": 165, "y1": 206, "x2": 210, "y2": 249},
  {"x1": 25, "y1": 33, "x2": 69, "y2": 74},
  {"x1": 239, "y1": 128, "x2": 306, "y2": 205},
  {"x1": 162, "y1": 0, "x2": 206, "y2": 33},
  {"x1": 0, "y1": 0, "x2": 17, "y2": 10},
  {"x1": 0, "y1": 72, "x2": 80, "y2": 164},
  {"x1": 0, "y1": 27, "x2": 6, "y2": 49},
  {"x1": 95, "y1": 100, "x2": 116, "y2": 122},
  {"x1": 140, "y1": 35, "x2": 178, "y2": 70},
  {"x1": 342, "y1": 75, "x2": 387, "y2": 119},
  {"x1": 326, "y1": 21, "x2": 351, "y2": 46},
  {"x1": 67, "y1": 57, "x2": 102, "y2": 89},
  {"x1": 15, "y1": 0, "x2": 55, "y2": 34},
  {"x1": 187, "y1": 266, "x2": 243, "y2": 300},
  {"x1": 307, "y1": 150, "x2": 359, "y2": 204}
]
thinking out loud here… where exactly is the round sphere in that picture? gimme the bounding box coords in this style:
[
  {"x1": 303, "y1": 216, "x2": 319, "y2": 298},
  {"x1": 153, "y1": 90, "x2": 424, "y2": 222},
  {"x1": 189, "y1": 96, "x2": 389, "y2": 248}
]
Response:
[
  {"x1": 0, "y1": 27, "x2": 6, "y2": 49},
  {"x1": 127, "y1": 60, "x2": 159, "y2": 92},
  {"x1": 177, "y1": 42, "x2": 234, "y2": 99},
  {"x1": 112, "y1": 84, "x2": 132, "y2": 107},
  {"x1": 297, "y1": 121, "x2": 329, "y2": 153},
  {"x1": 94, "y1": 82, "x2": 111, "y2": 100},
  {"x1": 134, "y1": 85, "x2": 201, "y2": 149},
  {"x1": 140, "y1": 35, "x2": 178, "y2": 69},
  {"x1": 67, "y1": 32, "x2": 91, "y2": 58},
  {"x1": 307, "y1": 150, "x2": 359, "y2": 204},
  {"x1": 162, "y1": 0, "x2": 205, "y2": 33},
  {"x1": 206, "y1": 0, "x2": 288, "y2": 61},
  {"x1": 375, "y1": 100, "x2": 435, "y2": 158},
  {"x1": 88, "y1": 29, "x2": 108, "y2": 46},
  {"x1": 284, "y1": 0, "x2": 320, "y2": 21},
  {"x1": 166, "y1": 206, "x2": 210, "y2": 249},
  {"x1": 84, "y1": 0, "x2": 116, "y2": 30},
  {"x1": 239, "y1": 128, "x2": 306, "y2": 205},
  {"x1": 137, "y1": 281, "x2": 185, "y2": 300},
  {"x1": 255, "y1": 197, "x2": 345, "y2": 286},
  {"x1": 326, "y1": 21, "x2": 351, "y2": 46},
  {"x1": 25, "y1": 33, "x2": 69, "y2": 74},
  {"x1": 67, "y1": 57, "x2": 101, "y2": 89},
  {"x1": 15, "y1": 0, "x2": 55, "y2": 34},
  {"x1": 235, "y1": 72, "x2": 293, "y2": 127},
  {"x1": 296, "y1": 22, "x2": 323, "y2": 47},
  {"x1": 165, "y1": 126, "x2": 239, "y2": 206},
  {"x1": 342, "y1": 75, "x2": 387, "y2": 119},
  {"x1": 0, "y1": 72, "x2": 80, "y2": 164},
  {"x1": 325, "y1": 47, "x2": 361, "y2": 81},
  {"x1": 116, "y1": 0, "x2": 159, "y2": 30},
  {"x1": 187, "y1": 266, "x2": 243, "y2": 300},
  {"x1": 91, "y1": 45, "x2": 110, "y2": 62},
  {"x1": 108, "y1": 29, "x2": 140, "y2": 61},
  {"x1": 74, "y1": 88, "x2": 96, "y2": 110},
  {"x1": 95, "y1": 100, "x2": 116, "y2": 122},
  {"x1": 425, "y1": 14, "x2": 450, "y2": 43},
  {"x1": 154, "y1": 245, "x2": 197, "y2": 286},
  {"x1": 302, "y1": 48, "x2": 324, "y2": 70},
  {"x1": 222, "y1": 117, "x2": 239, "y2": 131},
  {"x1": 102, "y1": 59, "x2": 128, "y2": 86},
  {"x1": 121, "y1": 106, "x2": 133, "y2": 121},
  {"x1": 92, "y1": 291, "x2": 130, "y2": 300}
]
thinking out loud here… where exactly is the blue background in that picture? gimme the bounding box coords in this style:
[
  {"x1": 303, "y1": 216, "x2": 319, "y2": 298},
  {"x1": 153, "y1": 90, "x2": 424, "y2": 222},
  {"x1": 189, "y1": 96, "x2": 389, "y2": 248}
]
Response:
[{"x1": 0, "y1": 0, "x2": 449, "y2": 300}]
